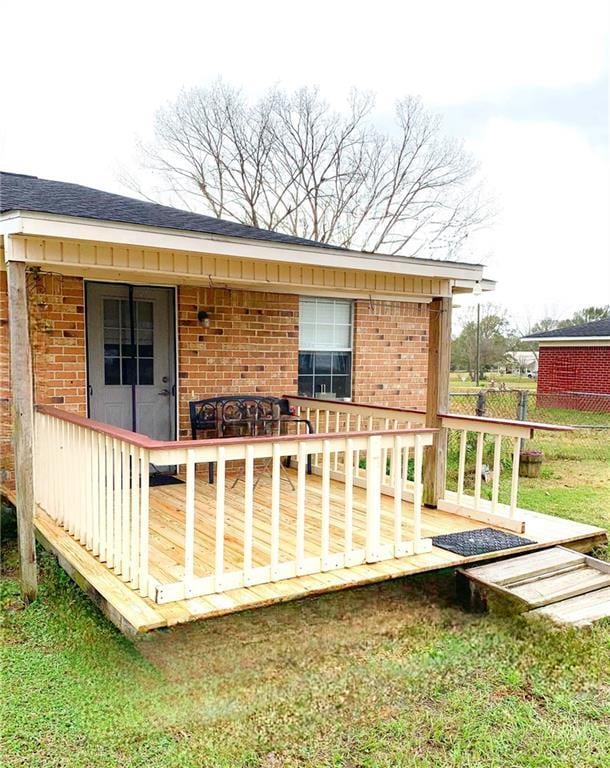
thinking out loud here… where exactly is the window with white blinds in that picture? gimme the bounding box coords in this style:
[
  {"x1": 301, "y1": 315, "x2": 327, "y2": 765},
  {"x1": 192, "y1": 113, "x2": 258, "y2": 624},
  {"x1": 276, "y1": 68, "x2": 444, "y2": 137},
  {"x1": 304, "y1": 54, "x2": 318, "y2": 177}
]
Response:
[{"x1": 298, "y1": 298, "x2": 353, "y2": 399}]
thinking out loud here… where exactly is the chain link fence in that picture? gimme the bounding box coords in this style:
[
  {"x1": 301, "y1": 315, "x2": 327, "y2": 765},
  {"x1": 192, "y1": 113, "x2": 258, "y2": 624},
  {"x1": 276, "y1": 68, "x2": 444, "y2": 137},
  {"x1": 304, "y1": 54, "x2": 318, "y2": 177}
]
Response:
[{"x1": 448, "y1": 389, "x2": 610, "y2": 463}]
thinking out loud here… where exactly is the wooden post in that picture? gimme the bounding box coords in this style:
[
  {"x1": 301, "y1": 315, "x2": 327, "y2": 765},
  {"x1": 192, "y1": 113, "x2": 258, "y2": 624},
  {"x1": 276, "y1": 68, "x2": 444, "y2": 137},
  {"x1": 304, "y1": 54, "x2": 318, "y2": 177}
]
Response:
[
  {"x1": 423, "y1": 296, "x2": 452, "y2": 508},
  {"x1": 6, "y1": 254, "x2": 38, "y2": 601}
]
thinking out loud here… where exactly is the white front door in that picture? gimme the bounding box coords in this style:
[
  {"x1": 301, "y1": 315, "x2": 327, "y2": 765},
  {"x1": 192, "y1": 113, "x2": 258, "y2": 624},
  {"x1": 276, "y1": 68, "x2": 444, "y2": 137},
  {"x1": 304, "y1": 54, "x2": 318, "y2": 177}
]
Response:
[{"x1": 86, "y1": 282, "x2": 176, "y2": 441}]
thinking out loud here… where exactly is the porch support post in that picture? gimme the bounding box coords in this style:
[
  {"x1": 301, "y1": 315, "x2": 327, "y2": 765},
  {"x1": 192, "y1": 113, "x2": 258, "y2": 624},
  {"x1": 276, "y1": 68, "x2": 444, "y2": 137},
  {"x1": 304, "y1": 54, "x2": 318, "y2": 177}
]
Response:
[
  {"x1": 6, "y1": 241, "x2": 38, "y2": 601},
  {"x1": 423, "y1": 296, "x2": 452, "y2": 508}
]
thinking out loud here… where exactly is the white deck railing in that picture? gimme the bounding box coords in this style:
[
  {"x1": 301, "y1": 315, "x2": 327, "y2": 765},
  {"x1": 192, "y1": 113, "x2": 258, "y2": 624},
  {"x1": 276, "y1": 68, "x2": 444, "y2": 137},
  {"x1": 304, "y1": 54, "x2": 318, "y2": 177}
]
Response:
[
  {"x1": 438, "y1": 413, "x2": 569, "y2": 529},
  {"x1": 33, "y1": 403, "x2": 568, "y2": 604},
  {"x1": 34, "y1": 405, "x2": 435, "y2": 605},
  {"x1": 34, "y1": 408, "x2": 155, "y2": 596},
  {"x1": 286, "y1": 396, "x2": 426, "y2": 494}
]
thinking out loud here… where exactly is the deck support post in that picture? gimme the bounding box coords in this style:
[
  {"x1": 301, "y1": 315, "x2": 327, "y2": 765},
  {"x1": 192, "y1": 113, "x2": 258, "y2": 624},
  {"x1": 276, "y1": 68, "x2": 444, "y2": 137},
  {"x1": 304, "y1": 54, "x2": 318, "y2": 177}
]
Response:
[
  {"x1": 6, "y1": 245, "x2": 38, "y2": 601},
  {"x1": 423, "y1": 296, "x2": 452, "y2": 508}
]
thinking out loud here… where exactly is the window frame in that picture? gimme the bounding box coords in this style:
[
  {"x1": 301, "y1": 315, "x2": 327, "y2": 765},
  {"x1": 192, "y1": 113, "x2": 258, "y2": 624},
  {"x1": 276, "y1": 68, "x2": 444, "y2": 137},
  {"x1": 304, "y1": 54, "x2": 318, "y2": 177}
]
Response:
[{"x1": 298, "y1": 297, "x2": 354, "y2": 400}]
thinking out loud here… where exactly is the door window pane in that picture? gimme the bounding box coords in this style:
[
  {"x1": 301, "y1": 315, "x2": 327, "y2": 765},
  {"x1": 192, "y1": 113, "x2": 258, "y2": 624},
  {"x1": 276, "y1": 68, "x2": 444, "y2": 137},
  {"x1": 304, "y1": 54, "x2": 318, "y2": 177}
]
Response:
[
  {"x1": 102, "y1": 296, "x2": 155, "y2": 386},
  {"x1": 122, "y1": 358, "x2": 136, "y2": 385},
  {"x1": 137, "y1": 301, "x2": 153, "y2": 329},
  {"x1": 103, "y1": 299, "x2": 120, "y2": 328},
  {"x1": 138, "y1": 358, "x2": 154, "y2": 385},
  {"x1": 104, "y1": 357, "x2": 120, "y2": 385}
]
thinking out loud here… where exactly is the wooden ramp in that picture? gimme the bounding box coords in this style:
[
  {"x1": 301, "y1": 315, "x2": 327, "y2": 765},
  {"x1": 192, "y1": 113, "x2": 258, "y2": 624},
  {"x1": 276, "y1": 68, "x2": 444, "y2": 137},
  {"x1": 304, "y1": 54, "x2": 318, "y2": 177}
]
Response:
[{"x1": 459, "y1": 547, "x2": 610, "y2": 627}]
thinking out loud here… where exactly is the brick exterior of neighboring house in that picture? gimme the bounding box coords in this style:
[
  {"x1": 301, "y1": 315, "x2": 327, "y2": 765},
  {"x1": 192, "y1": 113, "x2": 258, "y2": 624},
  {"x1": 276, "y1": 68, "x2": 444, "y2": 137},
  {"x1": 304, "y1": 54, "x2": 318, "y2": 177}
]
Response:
[
  {"x1": 0, "y1": 274, "x2": 430, "y2": 488},
  {"x1": 537, "y1": 345, "x2": 610, "y2": 411}
]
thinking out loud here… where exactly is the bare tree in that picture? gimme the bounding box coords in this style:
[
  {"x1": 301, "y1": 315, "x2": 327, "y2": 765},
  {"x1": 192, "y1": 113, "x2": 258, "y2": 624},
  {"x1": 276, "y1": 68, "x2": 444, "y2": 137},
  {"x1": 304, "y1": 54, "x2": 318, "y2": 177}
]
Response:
[{"x1": 128, "y1": 82, "x2": 490, "y2": 258}]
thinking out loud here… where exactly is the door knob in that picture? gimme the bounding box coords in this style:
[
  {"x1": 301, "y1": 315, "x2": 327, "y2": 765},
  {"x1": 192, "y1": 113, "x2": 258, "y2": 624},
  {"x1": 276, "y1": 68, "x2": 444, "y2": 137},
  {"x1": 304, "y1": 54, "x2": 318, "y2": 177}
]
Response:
[{"x1": 158, "y1": 388, "x2": 170, "y2": 396}]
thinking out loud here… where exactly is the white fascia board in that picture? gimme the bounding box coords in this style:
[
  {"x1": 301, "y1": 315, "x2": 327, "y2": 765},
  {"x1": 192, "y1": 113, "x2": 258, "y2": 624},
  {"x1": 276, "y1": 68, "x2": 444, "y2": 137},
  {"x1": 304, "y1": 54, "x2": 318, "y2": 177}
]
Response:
[
  {"x1": 535, "y1": 337, "x2": 610, "y2": 345},
  {"x1": 1, "y1": 210, "x2": 487, "y2": 284}
]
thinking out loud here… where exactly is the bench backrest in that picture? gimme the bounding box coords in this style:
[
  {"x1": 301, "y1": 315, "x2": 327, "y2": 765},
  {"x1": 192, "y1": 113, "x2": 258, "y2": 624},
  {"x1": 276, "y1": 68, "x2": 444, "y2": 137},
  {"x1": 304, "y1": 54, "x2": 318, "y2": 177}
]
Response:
[{"x1": 189, "y1": 395, "x2": 290, "y2": 436}]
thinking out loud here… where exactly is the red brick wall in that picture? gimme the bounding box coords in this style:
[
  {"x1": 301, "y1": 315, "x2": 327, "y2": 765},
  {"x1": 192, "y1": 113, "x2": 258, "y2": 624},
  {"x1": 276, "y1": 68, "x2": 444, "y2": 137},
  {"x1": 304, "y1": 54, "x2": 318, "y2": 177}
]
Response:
[
  {"x1": 28, "y1": 273, "x2": 87, "y2": 412},
  {"x1": 0, "y1": 271, "x2": 87, "y2": 490},
  {"x1": 537, "y1": 345, "x2": 610, "y2": 411},
  {"x1": 176, "y1": 287, "x2": 299, "y2": 438},
  {"x1": 352, "y1": 299, "x2": 429, "y2": 409}
]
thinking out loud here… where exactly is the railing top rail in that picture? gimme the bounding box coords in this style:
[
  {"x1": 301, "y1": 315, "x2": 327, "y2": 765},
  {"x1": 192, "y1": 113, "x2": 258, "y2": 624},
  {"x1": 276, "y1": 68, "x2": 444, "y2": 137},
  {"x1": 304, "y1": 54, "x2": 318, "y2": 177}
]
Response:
[
  {"x1": 284, "y1": 394, "x2": 426, "y2": 418},
  {"x1": 439, "y1": 412, "x2": 574, "y2": 433},
  {"x1": 36, "y1": 405, "x2": 437, "y2": 450}
]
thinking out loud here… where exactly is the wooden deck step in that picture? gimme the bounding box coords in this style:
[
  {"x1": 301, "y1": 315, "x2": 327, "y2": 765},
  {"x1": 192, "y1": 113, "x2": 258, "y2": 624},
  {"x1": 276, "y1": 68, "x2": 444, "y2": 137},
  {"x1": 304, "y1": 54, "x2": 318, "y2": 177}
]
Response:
[
  {"x1": 510, "y1": 566, "x2": 610, "y2": 608},
  {"x1": 529, "y1": 586, "x2": 610, "y2": 627},
  {"x1": 464, "y1": 547, "x2": 585, "y2": 586},
  {"x1": 459, "y1": 547, "x2": 610, "y2": 626}
]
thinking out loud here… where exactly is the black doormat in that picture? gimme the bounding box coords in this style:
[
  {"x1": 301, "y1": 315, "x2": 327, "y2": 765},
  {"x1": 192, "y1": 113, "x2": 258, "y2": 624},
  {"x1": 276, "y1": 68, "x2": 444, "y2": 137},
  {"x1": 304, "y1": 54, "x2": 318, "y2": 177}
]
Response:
[
  {"x1": 149, "y1": 473, "x2": 185, "y2": 488},
  {"x1": 432, "y1": 527, "x2": 536, "y2": 557}
]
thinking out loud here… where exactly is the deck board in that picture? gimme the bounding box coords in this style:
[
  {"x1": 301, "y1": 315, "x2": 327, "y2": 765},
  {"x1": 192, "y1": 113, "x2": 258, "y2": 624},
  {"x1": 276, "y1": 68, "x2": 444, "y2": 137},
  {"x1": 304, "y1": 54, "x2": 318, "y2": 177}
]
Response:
[{"x1": 33, "y1": 469, "x2": 607, "y2": 634}]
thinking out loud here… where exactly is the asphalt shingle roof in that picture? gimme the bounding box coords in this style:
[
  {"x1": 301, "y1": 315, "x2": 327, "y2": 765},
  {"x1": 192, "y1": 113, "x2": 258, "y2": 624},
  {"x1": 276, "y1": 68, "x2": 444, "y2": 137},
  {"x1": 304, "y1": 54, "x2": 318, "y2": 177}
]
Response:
[
  {"x1": 0, "y1": 171, "x2": 340, "y2": 250},
  {"x1": 524, "y1": 318, "x2": 610, "y2": 340}
]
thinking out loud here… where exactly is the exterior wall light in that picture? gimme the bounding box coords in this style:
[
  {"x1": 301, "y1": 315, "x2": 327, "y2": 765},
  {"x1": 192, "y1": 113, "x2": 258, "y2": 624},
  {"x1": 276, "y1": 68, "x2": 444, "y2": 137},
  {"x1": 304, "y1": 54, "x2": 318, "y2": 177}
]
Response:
[{"x1": 197, "y1": 310, "x2": 211, "y2": 327}]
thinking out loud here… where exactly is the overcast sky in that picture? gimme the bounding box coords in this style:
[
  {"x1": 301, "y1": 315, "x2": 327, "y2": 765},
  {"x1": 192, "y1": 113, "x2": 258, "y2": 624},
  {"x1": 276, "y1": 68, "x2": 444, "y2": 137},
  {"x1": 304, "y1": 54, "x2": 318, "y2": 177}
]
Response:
[{"x1": 1, "y1": 0, "x2": 608, "y2": 325}]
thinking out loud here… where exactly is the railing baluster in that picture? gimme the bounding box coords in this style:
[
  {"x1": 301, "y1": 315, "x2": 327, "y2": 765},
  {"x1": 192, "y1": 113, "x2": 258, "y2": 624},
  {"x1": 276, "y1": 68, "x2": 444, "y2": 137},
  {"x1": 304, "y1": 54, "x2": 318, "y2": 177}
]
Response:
[
  {"x1": 113, "y1": 437, "x2": 122, "y2": 575},
  {"x1": 333, "y1": 412, "x2": 340, "y2": 470},
  {"x1": 344, "y1": 437, "x2": 354, "y2": 558},
  {"x1": 77, "y1": 425, "x2": 85, "y2": 541},
  {"x1": 244, "y1": 444, "x2": 254, "y2": 583},
  {"x1": 98, "y1": 433, "x2": 106, "y2": 560},
  {"x1": 215, "y1": 446, "x2": 226, "y2": 592},
  {"x1": 393, "y1": 435, "x2": 403, "y2": 553},
  {"x1": 321, "y1": 439, "x2": 331, "y2": 568},
  {"x1": 413, "y1": 434, "x2": 424, "y2": 545},
  {"x1": 184, "y1": 448, "x2": 196, "y2": 592},
  {"x1": 491, "y1": 434, "x2": 502, "y2": 513},
  {"x1": 354, "y1": 414, "x2": 362, "y2": 478},
  {"x1": 84, "y1": 427, "x2": 93, "y2": 550},
  {"x1": 120, "y1": 442, "x2": 130, "y2": 580},
  {"x1": 473, "y1": 432, "x2": 484, "y2": 512},
  {"x1": 456, "y1": 429, "x2": 467, "y2": 506},
  {"x1": 510, "y1": 436, "x2": 520, "y2": 517},
  {"x1": 64, "y1": 422, "x2": 72, "y2": 534},
  {"x1": 129, "y1": 444, "x2": 140, "y2": 590},
  {"x1": 138, "y1": 448, "x2": 149, "y2": 597},
  {"x1": 401, "y1": 445, "x2": 410, "y2": 492},
  {"x1": 381, "y1": 418, "x2": 390, "y2": 484},
  {"x1": 105, "y1": 436, "x2": 113, "y2": 567},
  {"x1": 296, "y1": 441, "x2": 307, "y2": 573},
  {"x1": 365, "y1": 434, "x2": 381, "y2": 562},
  {"x1": 270, "y1": 442, "x2": 280, "y2": 579}
]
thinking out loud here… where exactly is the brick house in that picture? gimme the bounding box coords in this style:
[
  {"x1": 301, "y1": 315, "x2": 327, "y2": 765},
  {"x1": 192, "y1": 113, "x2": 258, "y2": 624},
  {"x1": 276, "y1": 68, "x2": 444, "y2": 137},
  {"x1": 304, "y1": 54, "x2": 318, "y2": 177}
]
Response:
[
  {"x1": 524, "y1": 318, "x2": 610, "y2": 412},
  {"x1": 2, "y1": 171, "x2": 603, "y2": 632}
]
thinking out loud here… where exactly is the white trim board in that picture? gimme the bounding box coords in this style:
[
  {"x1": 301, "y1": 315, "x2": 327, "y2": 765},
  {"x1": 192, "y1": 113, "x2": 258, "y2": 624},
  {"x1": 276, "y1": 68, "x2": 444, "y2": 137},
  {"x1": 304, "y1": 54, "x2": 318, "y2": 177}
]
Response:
[{"x1": 1, "y1": 211, "x2": 491, "y2": 286}]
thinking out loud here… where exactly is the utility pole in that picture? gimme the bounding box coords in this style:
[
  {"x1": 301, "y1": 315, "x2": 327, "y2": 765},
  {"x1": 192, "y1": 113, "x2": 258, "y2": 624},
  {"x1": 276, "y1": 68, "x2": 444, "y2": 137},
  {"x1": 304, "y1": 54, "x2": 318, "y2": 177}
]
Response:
[{"x1": 475, "y1": 301, "x2": 481, "y2": 387}]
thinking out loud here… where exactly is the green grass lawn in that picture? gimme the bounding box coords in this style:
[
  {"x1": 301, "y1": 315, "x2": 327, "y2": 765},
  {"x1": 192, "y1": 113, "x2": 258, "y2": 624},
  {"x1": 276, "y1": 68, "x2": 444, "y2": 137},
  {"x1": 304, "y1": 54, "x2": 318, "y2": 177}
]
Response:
[{"x1": 2, "y1": 440, "x2": 610, "y2": 767}]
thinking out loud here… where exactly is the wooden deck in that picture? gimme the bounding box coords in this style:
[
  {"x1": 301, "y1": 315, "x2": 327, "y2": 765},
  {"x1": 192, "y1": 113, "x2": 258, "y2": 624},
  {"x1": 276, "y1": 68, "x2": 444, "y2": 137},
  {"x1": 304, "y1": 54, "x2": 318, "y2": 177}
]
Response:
[{"x1": 32, "y1": 468, "x2": 607, "y2": 635}]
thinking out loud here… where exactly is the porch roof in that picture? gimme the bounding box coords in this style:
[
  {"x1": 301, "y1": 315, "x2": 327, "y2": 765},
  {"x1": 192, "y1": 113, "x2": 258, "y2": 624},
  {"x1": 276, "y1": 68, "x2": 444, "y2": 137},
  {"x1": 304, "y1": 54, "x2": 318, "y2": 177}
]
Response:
[{"x1": 1, "y1": 171, "x2": 495, "y2": 294}]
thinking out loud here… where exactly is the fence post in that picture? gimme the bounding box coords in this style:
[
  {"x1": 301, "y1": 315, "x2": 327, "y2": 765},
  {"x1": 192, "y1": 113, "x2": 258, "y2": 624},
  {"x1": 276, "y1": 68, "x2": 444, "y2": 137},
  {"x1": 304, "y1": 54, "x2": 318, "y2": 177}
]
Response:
[{"x1": 517, "y1": 390, "x2": 529, "y2": 421}]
